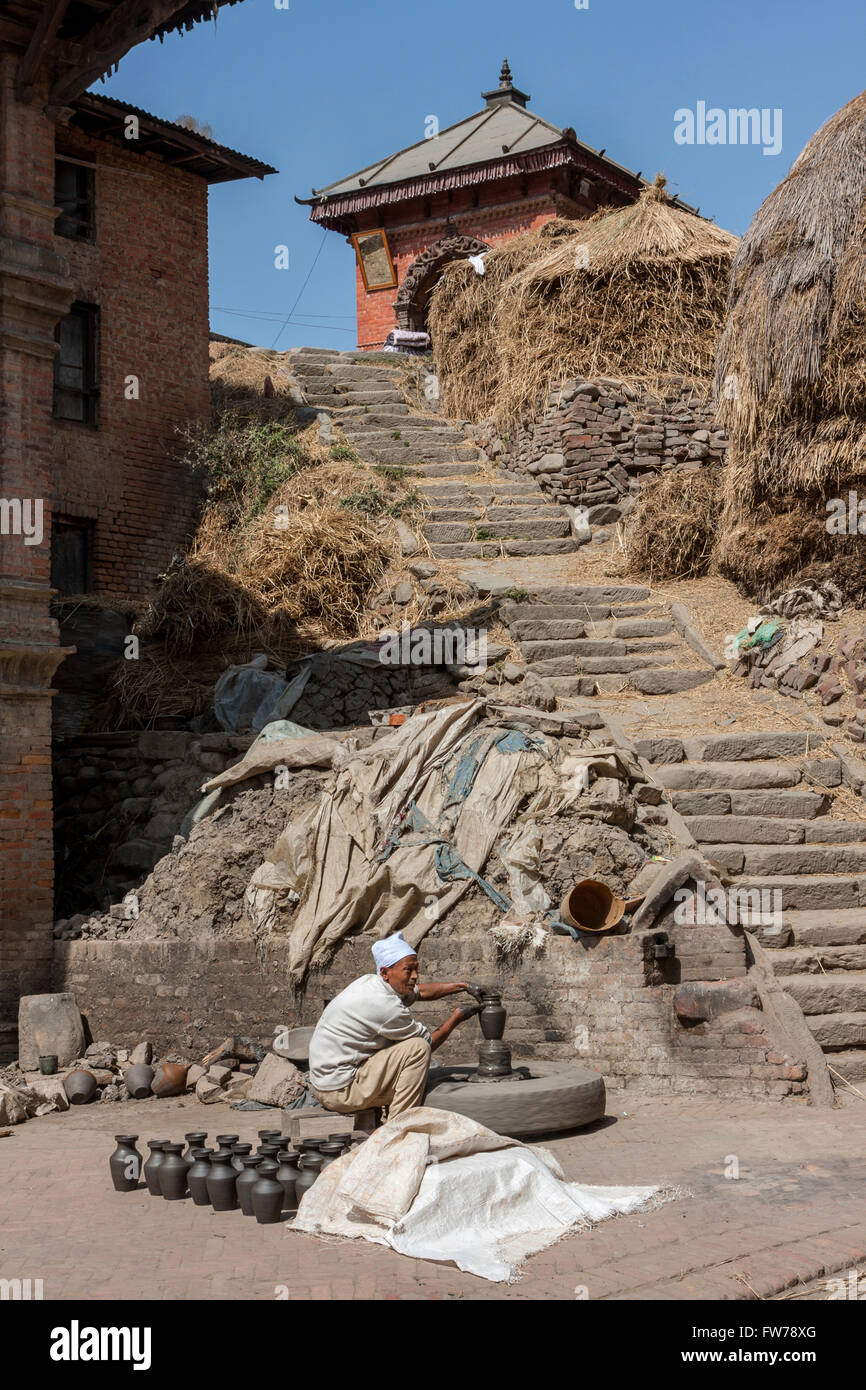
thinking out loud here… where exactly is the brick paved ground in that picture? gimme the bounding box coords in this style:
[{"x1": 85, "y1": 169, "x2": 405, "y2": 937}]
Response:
[{"x1": 3, "y1": 1092, "x2": 866, "y2": 1301}]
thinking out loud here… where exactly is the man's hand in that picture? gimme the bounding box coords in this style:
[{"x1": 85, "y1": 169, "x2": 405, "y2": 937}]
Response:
[{"x1": 453, "y1": 1001, "x2": 482, "y2": 1022}]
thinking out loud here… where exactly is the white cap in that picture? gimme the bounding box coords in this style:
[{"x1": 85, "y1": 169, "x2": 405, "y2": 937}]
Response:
[{"x1": 371, "y1": 931, "x2": 416, "y2": 970}]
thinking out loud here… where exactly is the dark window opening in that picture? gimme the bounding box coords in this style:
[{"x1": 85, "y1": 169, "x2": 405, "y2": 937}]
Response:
[
  {"x1": 55, "y1": 159, "x2": 95, "y2": 241},
  {"x1": 54, "y1": 302, "x2": 99, "y2": 426},
  {"x1": 51, "y1": 518, "x2": 94, "y2": 595}
]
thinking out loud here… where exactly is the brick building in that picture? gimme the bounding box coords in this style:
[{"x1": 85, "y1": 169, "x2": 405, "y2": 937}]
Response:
[
  {"x1": 301, "y1": 61, "x2": 693, "y2": 351},
  {"x1": 0, "y1": 0, "x2": 272, "y2": 1057}
]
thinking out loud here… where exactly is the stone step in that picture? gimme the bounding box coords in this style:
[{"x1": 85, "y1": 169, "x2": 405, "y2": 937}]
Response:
[
  {"x1": 417, "y1": 463, "x2": 481, "y2": 478},
  {"x1": 579, "y1": 654, "x2": 670, "y2": 675},
  {"x1": 339, "y1": 404, "x2": 411, "y2": 418},
  {"x1": 520, "y1": 638, "x2": 627, "y2": 661},
  {"x1": 672, "y1": 788, "x2": 828, "y2": 818},
  {"x1": 501, "y1": 602, "x2": 651, "y2": 622},
  {"x1": 611, "y1": 619, "x2": 672, "y2": 639},
  {"x1": 526, "y1": 657, "x2": 581, "y2": 678},
  {"x1": 341, "y1": 389, "x2": 407, "y2": 404},
  {"x1": 802, "y1": 821, "x2": 866, "y2": 844},
  {"x1": 804, "y1": 1011, "x2": 866, "y2": 1049},
  {"x1": 427, "y1": 507, "x2": 483, "y2": 522},
  {"x1": 306, "y1": 393, "x2": 349, "y2": 407},
  {"x1": 628, "y1": 669, "x2": 714, "y2": 696},
  {"x1": 734, "y1": 873, "x2": 866, "y2": 910},
  {"x1": 783, "y1": 909, "x2": 866, "y2": 947},
  {"x1": 735, "y1": 844, "x2": 866, "y2": 875},
  {"x1": 824, "y1": 1048, "x2": 866, "y2": 1083},
  {"x1": 288, "y1": 347, "x2": 341, "y2": 358},
  {"x1": 342, "y1": 413, "x2": 446, "y2": 431},
  {"x1": 428, "y1": 542, "x2": 502, "y2": 559},
  {"x1": 683, "y1": 732, "x2": 825, "y2": 762},
  {"x1": 358, "y1": 446, "x2": 479, "y2": 465},
  {"x1": 499, "y1": 539, "x2": 578, "y2": 556},
  {"x1": 770, "y1": 944, "x2": 866, "y2": 975},
  {"x1": 346, "y1": 426, "x2": 470, "y2": 447},
  {"x1": 529, "y1": 585, "x2": 651, "y2": 604},
  {"x1": 484, "y1": 505, "x2": 566, "y2": 521},
  {"x1": 780, "y1": 971, "x2": 866, "y2": 1015},
  {"x1": 328, "y1": 368, "x2": 403, "y2": 384},
  {"x1": 655, "y1": 761, "x2": 804, "y2": 791},
  {"x1": 684, "y1": 815, "x2": 809, "y2": 845},
  {"x1": 545, "y1": 675, "x2": 599, "y2": 698},
  {"x1": 477, "y1": 518, "x2": 572, "y2": 540},
  {"x1": 509, "y1": 618, "x2": 587, "y2": 641}
]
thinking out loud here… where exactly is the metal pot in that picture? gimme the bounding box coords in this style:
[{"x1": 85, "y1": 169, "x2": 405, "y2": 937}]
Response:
[{"x1": 38, "y1": 1055, "x2": 58, "y2": 1075}]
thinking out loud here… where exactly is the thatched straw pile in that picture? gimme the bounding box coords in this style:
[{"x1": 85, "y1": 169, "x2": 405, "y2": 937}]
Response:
[
  {"x1": 715, "y1": 89, "x2": 866, "y2": 597},
  {"x1": 429, "y1": 175, "x2": 738, "y2": 425},
  {"x1": 622, "y1": 469, "x2": 723, "y2": 581}
]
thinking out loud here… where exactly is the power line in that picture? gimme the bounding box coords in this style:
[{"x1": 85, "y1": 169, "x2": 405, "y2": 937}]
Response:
[
  {"x1": 213, "y1": 307, "x2": 355, "y2": 321},
  {"x1": 269, "y1": 228, "x2": 331, "y2": 350}
]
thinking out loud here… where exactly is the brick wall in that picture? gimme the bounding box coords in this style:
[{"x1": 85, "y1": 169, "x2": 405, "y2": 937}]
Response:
[
  {"x1": 354, "y1": 174, "x2": 592, "y2": 349},
  {"x1": 53, "y1": 925, "x2": 808, "y2": 1100},
  {"x1": 51, "y1": 127, "x2": 210, "y2": 603},
  {"x1": 479, "y1": 375, "x2": 728, "y2": 508}
]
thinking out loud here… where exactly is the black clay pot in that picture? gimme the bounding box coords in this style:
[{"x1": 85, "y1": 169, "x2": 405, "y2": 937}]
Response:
[
  {"x1": 258, "y1": 1130, "x2": 282, "y2": 1144},
  {"x1": 327, "y1": 1133, "x2": 351, "y2": 1149},
  {"x1": 109, "y1": 1135, "x2": 142, "y2": 1192},
  {"x1": 275, "y1": 1151, "x2": 300, "y2": 1211},
  {"x1": 351, "y1": 1133, "x2": 369, "y2": 1145},
  {"x1": 187, "y1": 1149, "x2": 214, "y2": 1206},
  {"x1": 215, "y1": 1134, "x2": 239, "y2": 1153},
  {"x1": 124, "y1": 1063, "x2": 155, "y2": 1100},
  {"x1": 257, "y1": 1142, "x2": 281, "y2": 1160},
  {"x1": 231, "y1": 1142, "x2": 253, "y2": 1172},
  {"x1": 298, "y1": 1138, "x2": 324, "y2": 1155},
  {"x1": 479, "y1": 993, "x2": 506, "y2": 1041},
  {"x1": 295, "y1": 1154, "x2": 323, "y2": 1203},
  {"x1": 236, "y1": 1155, "x2": 262, "y2": 1216},
  {"x1": 318, "y1": 1143, "x2": 344, "y2": 1169},
  {"x1": 160, "y1": 1143, "x2": 189, "y2": 1200},
  {"x1": 206, "y1": 1150, "x2": 239, "y2": 1210},
  {"x1": 250, "y1": 1159, "x2": 284, "y2": 1225},
  {"x1": 143, "y1": 1140, "x2": 170, "y2": 1196},
  {"x1": 64, "y1": 1069, "x2": 98, "y2": 1105},
  {"x1": 184, "y1": 1132, "x2": 207, "y2": 1165}
]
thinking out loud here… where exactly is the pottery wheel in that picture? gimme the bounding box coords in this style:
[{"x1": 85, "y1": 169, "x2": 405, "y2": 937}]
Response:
[{"x1": 423, "y1": 1061, "x2": 605, "y2": 1138}]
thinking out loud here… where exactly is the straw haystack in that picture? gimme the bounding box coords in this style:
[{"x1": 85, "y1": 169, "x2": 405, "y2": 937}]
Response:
[
  {"x1": 715, "y1": 89, "x2": 866, "y2": 596},
  {"x1": 429, "y1": 175, "x2": 737, "y2": 426}
]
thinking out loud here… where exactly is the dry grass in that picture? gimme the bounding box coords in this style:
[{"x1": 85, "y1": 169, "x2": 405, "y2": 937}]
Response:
[
  {"x1": 622, "y1": 468, "x2": 723, "y2": 581},
  {"x1": 429, "y1": 177, "x2": 737, "y2": 427}
]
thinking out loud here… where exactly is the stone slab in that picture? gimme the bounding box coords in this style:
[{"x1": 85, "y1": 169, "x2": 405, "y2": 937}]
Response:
[{"x1": 18, "y1": 993, "x2": 85, "y2": 1071}]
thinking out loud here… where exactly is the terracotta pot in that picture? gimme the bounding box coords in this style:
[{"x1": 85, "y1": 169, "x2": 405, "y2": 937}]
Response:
[
  {"x1": 275, "y1": 1151, "x2": 300, "y2": 1211},
  {"x1": 144, "y1": 1140, "x2": 170, "y2": 1196},
  {"x1": 187, "y1": 1149, "x2": 214, "y2": 1206},
  {"x1": 64, "y1": 1069, "x2": 97, "y2": 1105},
  {"x1": 236, "y1": 1155, "x2": 262, "y2": 1216},
  {"x1": 559, "y1": 880, "x2": 645, "y2": 934},
  {"x1": 151, "y1": 1062, "x2": 189, "y2": 1098},
  {"x1": 160, "y1": 1143, "x2": 189, "y2": 1201},
  {"x1": 124, "y1": 1063, "x2": 155, "y2": 1100},
  {"x1": 206, "y1": 1151, "x2": 239, "y2": 1210},
  {"x1": 109, "y1": 1135, "x2": 142, "y2": 1192},
  {"x1": 250, "y1": 1159, "x2": 284, "y2": 1225}
]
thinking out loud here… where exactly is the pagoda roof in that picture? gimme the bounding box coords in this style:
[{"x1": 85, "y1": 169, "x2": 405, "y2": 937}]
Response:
[{"x1": 299, "y1": 62, "x2": 682, "y2": 229}]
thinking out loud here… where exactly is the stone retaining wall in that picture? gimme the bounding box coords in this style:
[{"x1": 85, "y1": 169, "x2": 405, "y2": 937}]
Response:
[
  {"x1": 480, "y1": 375, "x2": 728, "y2": 516},
  {"x1": 52, "y1": 926, "x2": 807, "y2": 1100}
]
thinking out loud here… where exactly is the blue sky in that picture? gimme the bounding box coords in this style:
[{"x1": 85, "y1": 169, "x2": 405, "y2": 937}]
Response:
[{"x1": 100, "y1": 0, "x2": 866, "y2": 349}]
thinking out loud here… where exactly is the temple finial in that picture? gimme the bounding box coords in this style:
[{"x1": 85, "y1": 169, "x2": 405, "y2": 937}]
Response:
[{"x1": 500, "y1": 58, "x2": 512, "y2": 87}]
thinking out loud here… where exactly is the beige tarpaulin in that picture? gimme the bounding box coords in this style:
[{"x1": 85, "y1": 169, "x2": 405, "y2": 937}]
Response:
[{"x1": 245, "y1": 699, "x2": 562, "y2": 981}]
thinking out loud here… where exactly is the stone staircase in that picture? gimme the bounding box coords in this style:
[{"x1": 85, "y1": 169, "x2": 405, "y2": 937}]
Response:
[
  {"x1": 638, "y1": 729, "x2": 866, "y2": 1087},
  {"x1": 496, "y1": 587, "x2": 715, "y2": 702},
  {"x1": 287, "y1": 347, "x2": 580, "y2": 557}
]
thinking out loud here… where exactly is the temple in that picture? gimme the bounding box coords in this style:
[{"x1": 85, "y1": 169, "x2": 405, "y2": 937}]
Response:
[{"x1": 300, "y1": 61, "x2": 690, "y2": 350}]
